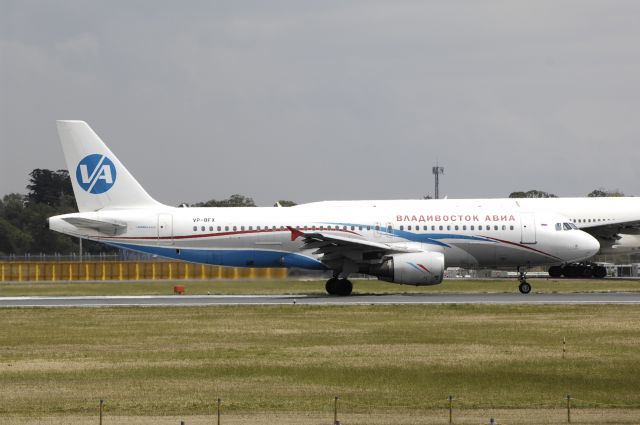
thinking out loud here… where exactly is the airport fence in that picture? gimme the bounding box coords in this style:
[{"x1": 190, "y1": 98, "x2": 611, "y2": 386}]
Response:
[
  {"x1": 0, "y1": 261, "x2": 287, "y2": 282},
  {"x1": 86, "y1": 394, "x2": 639, "y2": 425}
]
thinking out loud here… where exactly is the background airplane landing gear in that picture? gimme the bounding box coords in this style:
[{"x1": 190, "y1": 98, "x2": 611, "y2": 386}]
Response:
[
  {"x1": 548, "y1": 263, "x2": 607, "y2": 279},
  {"x1": 325, "y1": 278, "x2": 353, "y2": 296}
]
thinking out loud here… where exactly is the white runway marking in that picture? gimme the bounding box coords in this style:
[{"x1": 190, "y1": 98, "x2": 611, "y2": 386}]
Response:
[{"x1": 1, "y1": 293, "x2": 640, "y2": 307}]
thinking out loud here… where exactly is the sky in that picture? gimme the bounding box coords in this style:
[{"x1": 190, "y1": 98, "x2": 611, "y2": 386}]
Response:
[{"x1": 1, "y1": 1, "x2": 639, "y2": 206}]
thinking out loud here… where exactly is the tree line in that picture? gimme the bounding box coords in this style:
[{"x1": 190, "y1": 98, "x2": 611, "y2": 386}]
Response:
[{"x1": 0, "y1": 168, "x2": 627, "y2": 255}]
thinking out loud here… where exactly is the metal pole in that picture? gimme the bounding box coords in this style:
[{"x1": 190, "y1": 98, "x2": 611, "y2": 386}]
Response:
[
  {"x1": 99, "y1": 399, "x2": 103, "y2": 425},
  {"x1": 217, "y1": 398, "x2": 221, "y2": 425},
  {"x1": 448, "y1": 395, "x2": 453, "y2": 424},
  {"x1": 563, "y1": 336, "x2": 566, "y2": 359},
  {"x1": 566, "y1": 394, "x2": 571, "y2": 423},
  {"x1": 334, "y1": 396, "x2": 339, "y2": 425}
]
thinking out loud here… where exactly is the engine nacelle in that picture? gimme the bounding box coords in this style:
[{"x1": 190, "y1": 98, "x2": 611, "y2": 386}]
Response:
[{"x1": 372, "y1": 252, "x2": 445, "y2": 285}]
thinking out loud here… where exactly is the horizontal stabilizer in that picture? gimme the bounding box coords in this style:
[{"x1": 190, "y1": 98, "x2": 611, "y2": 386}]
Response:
[{"x1": 62, "y1": 217, "x2": 127, "y2": 236}]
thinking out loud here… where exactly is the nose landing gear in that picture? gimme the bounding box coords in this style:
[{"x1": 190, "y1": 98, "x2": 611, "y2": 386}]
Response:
[{"x1": 518, "y1": 268, "x2": 532, "y2": 294}]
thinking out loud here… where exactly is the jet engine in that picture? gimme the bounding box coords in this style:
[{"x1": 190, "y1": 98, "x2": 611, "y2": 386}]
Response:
[{"x1": 370, "y1": 252, "x2": 445, "y2": 285}]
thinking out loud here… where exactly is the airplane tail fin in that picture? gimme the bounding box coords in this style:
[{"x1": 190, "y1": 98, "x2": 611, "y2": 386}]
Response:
[{"x1": 56, "y1": 120, "x2": 164, "y2": 212}]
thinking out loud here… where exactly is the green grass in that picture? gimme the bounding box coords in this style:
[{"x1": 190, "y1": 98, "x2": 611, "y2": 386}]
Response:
[
  {"x1": 1, "y1": 278, "x2": 639, "y2": 297},
  {"x1": 0, "y1": 304, "x2": 639, "y2": 423}
]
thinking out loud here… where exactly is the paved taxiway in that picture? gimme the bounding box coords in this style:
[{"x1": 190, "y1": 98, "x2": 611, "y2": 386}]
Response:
[{"x1": 1, "y1": 293, "x2": 639, "y2": 307}]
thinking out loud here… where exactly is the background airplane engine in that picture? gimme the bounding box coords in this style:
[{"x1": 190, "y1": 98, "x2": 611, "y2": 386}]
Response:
[{"x1": 374, "y1": 252, "x2": 445, "y2": 285}]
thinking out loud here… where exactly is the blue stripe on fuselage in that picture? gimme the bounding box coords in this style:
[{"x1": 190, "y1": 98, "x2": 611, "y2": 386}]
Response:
[{"x1": 107, "y1": 242, "x2": 327, "y2": 270}]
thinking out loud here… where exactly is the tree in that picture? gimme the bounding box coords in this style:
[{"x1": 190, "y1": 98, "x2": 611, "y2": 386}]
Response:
[
  {"x1": 275, "y1": 200, "x2": 297, "y2": 207},
  {"x1": 26, "y1": 169, "x2": 74, "y2": 208},
  {"x1": 0, "y1": 169, "x2": 115, "y2": 255},
  {"x1": 587, "y1": 188, "x2": 624, "y2": 197},
  {"x1": 192, "y1": 194, "x2": 256, "y2": 207},
  {"x1": 509, "y1": 190, "x2": 558, "y2": 198}
]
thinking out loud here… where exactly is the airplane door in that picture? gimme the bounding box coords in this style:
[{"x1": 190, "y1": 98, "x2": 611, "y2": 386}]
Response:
[
  {"x1": 157, "y1": 214, "x2": 173, "y2": 245},
  {"x1": 520, "y1": 213, "x2": 537, "y2": 244}
]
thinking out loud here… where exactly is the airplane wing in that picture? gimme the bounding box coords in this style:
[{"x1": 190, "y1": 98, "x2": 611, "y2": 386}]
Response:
[
  {"x1": 62, "y1": 217, "x2": 127, "y2": 236},
  {"x1": 287, "y1": 227, "x2": 414, "y2": 265}
]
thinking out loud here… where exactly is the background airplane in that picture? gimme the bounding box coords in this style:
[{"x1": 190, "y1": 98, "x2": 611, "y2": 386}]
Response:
[{"x1": 49, "y1": 121, "x2": 606, "y2": 295}]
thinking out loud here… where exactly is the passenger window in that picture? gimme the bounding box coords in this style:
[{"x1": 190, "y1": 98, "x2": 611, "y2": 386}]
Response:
[
  {"x1": 502, "y1": 225, "x2": 506, "y2": 230},
  {"x1": 439, "y1": 225, "x2": 443, "y2": 231},
  {"x1": 233, "y1": 226, "x2": 237, "y2": 231},
  {"x1": 217, "y1": 226, "x2": 221, "y2": 231},
  {"x1": 388, "y1": 226, "x2": 393, "y2": 232},
  {"x1": 351, "y1": 226, "x2": 355, "y2": 231},
  {"x1": 359, "y1": 226, "x2": 363, "y2": 231},
  {"x1": 367, "y1": 225, "x2": 371, "y2": 230},
  {"x1": 470, "y1": 225, "x2": 474, "y2": 231},
  {"x1": 455, "y1": 225, "x2": 459, "y2": 230},
  {"x1": 432, "y1": 225, "x2": 436, "y2": 231},
  {"x1": 479, "y1": 225, "x2": 482, "y2": 230},
  {"x1": 241, "y1": 226, "x2": 245, "y2": 231},
  {"x1": 462, "y1": 225, "x2": 466, "y2": 231},
  {"x1": 343, "y1": 226, "x2": 347, "y2": 230},
  {"x1": 494, "y1": 225, "x2": 498, "y2": 230},
  {"x1": 209, "y1": 226, "x2": 213, "y2": 231},
  {"x1": 201, "y1": 226, "x2": 205, "y2": 231},
  {"x1": 225, "y1": 226, "x2": 229, "y2": 231},
  {"x1": 510, "y1": 225, "x2": 514, "y2": 230},
  {"x1": 447, "y1": 225, "x2": 451, "y2": 231},
  {"x1": 193, "y1": 226, "x2": 197, "y2": 231},
  {"x1": 400, "y1": 225, "x2": 404, "y2": 231},
  {"x1": 375, "y1": 225, "x2": 380, "y2": 231},
  {"x1": 408, "y1": 225, "x2": 412, "y2": 231}
]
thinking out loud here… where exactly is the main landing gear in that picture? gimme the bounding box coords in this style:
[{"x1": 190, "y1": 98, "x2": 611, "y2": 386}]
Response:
[
  {"x1": 517, "y1": 268, "x2": 532, "y2": 294},
  {"x1": 325, "y1": 277, "x2": 353, "y2": 296}
]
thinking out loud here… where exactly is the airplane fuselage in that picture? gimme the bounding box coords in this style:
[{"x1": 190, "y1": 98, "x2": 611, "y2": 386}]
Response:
[{"x1": 50, "y1": 200, "x2": 599, "y2": 271}]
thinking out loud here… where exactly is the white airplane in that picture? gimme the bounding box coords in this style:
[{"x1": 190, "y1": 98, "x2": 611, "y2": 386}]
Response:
[{"x1": 49, "y1": 121, "x2": 606, "y2": 295}]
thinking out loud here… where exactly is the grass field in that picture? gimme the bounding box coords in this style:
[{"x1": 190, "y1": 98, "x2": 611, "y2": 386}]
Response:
[
  {"x1": 1, "y1": 277, "x2": 640, "y2": 297},
  {"x1": 1, "y1": 304, "x2": 639, "y2": 424}
]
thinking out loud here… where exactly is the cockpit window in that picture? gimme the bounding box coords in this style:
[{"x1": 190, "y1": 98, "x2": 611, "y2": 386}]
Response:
[
  {"x1": 563, "y1": 222, "x2": 572, "y2": 230},
  {"x1": 569, "y1": 223, "x2": 578, "y2": 230},
  {"x1": 555, "y1": 223, "x2": 562, "y2": 231}
]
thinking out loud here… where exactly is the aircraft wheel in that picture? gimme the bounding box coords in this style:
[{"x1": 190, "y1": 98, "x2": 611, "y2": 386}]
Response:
[
  {"x1": 593, "y1": 266, "x2": 607, "y2": 279},
  {"x1": 325, "y1": 278, "x2": 339, "y2": 295},
  {"x1": 548, "y1": 266, "x2": 563, "y2": 278},
  {"x1": 336, "y1": 279, "x2": 353, "y2": 296},
  {"x1": 518, "y1": 281, "x2": 532, "y2": 294}
]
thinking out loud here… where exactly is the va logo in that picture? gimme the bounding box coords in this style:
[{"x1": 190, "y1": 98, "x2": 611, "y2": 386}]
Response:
[{"x1": 76, "y1": 154, "x2": 117, "y2": 194}]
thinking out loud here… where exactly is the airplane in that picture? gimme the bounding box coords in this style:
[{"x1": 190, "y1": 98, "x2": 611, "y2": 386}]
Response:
[{"x1": 48, "y1": 120, "x2": 605, "y2": 295}]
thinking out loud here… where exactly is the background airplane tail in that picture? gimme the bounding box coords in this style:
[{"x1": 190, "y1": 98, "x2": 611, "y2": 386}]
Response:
[{"x1": 56, "y1": 120, "x2": 163, "y2": 212}]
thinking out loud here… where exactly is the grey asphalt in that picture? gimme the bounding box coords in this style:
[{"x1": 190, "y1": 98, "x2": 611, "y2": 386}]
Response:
[{"x1": 1, "y1": 293, "x2": 640, "y2": 307}]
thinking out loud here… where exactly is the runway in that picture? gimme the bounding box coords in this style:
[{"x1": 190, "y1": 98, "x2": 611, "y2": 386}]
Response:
[{"x1": 1, "y1": 292, "x2": 640, "y2": 307}]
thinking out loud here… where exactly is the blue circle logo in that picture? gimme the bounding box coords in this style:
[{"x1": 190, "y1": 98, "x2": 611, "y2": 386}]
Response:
[{"x1": 76, "y1": 154, "x2": 117, "y2": 194}]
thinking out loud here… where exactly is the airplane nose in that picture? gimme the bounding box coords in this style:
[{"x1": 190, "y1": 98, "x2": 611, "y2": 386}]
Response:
[{"x1": 581, "y1": 232, "x2": 600, "y2": 258}]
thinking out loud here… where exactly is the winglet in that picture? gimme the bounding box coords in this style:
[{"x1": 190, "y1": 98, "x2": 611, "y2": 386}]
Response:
[{"x1": 287, "y1": 226, "x2": 304, "y2": 241}]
